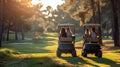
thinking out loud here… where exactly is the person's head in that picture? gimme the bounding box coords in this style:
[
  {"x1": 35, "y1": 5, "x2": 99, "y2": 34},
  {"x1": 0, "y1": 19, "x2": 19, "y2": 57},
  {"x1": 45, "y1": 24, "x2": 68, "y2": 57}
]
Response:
[
  {"x1": 85, "y1": 29, "x2": 89, "y2": 34},
  {"x1": 67, "y1": 27, "x2": 72, "y2": 34},
  {"x1": 61, "y1": 28, "x2": 66, "y2": 34},
  {"x1": 86, "y1": 29, "x2": 89, "y2": 34},
  {"x1": 60, "y1": 28, "x2": 66, "y2": 37},
  {"x1": 67, "y1": 28, "x2": 70, "y2": 31},
  {"x1": 92, "y1": 28, "x2": 95, "y2": 32}
]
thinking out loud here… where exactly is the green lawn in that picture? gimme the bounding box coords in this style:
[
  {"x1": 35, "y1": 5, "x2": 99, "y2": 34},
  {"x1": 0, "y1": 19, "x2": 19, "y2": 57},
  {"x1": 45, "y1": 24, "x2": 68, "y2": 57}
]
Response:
[{"x1": 0, "y1": 33, "x2": 120, "y2": 67}]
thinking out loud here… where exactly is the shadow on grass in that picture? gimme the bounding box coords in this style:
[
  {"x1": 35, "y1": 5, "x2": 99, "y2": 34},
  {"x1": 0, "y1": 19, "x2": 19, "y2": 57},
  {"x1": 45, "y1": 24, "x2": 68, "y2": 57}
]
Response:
[
  {"x1": 0, "y1": 48, "x2": 64, "y2": 67},
  {"x1": 103, "y1": 40, "x2": 114, "y2": 45},
  {"x1": 26, "y1": 57, "x2": 66, "y2": 67},
  {"x1": 87, "y1": 57, "x2": 120, "y2": 67},
  {"x1": 2, "y1": 57, "x2": 66, "y2": 67},
  {"x1": 102, "y1": 46, "x2": 120, "y2": 51},
  {"x1": 113, "y1": 50, "x2": 120, "y2": 53},
  {"x1": 61, "y1": 56, "x2": 120, "y2": 67},
  {"x1": 75, "y1": 46, "x2": 83, "y2": 49},
  {"x1": 61, "y1": 57, "x2": 99, "y2": 67}
]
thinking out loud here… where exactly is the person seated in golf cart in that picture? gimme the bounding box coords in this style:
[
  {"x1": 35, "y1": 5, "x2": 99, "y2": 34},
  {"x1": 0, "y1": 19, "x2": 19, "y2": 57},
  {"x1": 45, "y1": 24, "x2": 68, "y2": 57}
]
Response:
[
  {"x1": 60, "y1": 28, "x2": 67, "y2": 37},
  {"x1": 90, "y1": 27, "x2": 99, "y2": 43},
  {"x1": 58, "y1": 25, "x2": 75, "y2": 44},
  {"x1": 66, "y1": 28, "x2": 72, "y2": 37},
  {"x1": 91, "y1": 28, "x2": 97, "y2": 39},
  {"x1": 83, "y1": 29, "x2": 90, "y2": 43},
  {"x1": 58, "y1": 28, "x2": 67, "y2": 44},
  {"x1": 59, "y1": 28, "x2": 73, "y2": 42},
  {"x1": 66, "y1": 27, "x2": 75, "y2": 44},
  {"x1": 59, "y1": 28, "x2": 67, "y2": 40}
]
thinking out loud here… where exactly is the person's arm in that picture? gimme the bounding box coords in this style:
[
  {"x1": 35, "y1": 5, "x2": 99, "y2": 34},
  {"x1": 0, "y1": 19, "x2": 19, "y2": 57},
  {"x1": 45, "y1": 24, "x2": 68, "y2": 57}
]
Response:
[
  {"x1": 95, "y1": 32, "x2": 98, "y2": 38},
  {"x1": 59, "y1": 34, "x2": 61, "y2": 40},
  {"x1": 83, "y1": 34, "x2": 86, "y2": 41},
  {"x1": 90, "y1": 32, "x2": 92, "y2": 39},
  {"x1": 70, "y1": 32, "x2": 73, "y2": 37}
]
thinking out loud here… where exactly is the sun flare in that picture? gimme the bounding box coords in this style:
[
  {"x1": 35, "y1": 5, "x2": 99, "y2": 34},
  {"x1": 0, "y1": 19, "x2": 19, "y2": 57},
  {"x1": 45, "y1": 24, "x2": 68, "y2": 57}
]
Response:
[
  {"x1": 31, "y1": 0, "x2": 65, "y2": 10},
  {"x1": 31, "y1": 0, "x2": 40, "y2": 5}
]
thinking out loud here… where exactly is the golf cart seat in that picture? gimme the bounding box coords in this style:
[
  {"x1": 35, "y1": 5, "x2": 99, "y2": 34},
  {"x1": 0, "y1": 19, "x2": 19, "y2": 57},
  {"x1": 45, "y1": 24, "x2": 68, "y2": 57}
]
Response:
[
  {"x1": 59, "y1": 37, "x2": 73, "y2": 44},
  {"x1": 60, "y1": 37, "x2": 73, "y2": 41},
  {"x1": 90, "y1": 38, "x2": 99, "y2": 43}
]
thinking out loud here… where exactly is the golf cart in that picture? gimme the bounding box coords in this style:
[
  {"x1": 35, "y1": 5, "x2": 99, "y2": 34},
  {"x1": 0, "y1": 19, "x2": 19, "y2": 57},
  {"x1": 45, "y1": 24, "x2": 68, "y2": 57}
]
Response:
[
  {"x1": 81, "y1": 24, "x2": 102, "y2": 58},
  {"x1": 56, "y1": 24, "x2": 76, "y2": 57}
]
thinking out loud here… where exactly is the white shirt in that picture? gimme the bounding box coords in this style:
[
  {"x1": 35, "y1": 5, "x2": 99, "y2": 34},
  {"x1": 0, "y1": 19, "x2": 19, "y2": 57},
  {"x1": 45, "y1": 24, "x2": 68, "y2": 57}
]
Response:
[
  {"x1": 67, "y1": 31, "x2": 72, "y2": 37},
  {"x1": 91, "y1": 32, "x2": 96, "y2": 39}
]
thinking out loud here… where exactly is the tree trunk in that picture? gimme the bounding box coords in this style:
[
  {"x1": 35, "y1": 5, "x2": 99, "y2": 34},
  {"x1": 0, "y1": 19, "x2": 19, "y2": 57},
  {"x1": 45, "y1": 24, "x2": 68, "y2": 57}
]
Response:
[
  {"x1": 106, "y1": 23, "x2": 109, "y2": 38},
  {"x1": 97, "y1": 0, "x2": 103, "y2": 45},
  {"x1": 91, "y1": 0, "x2": 96, "y2": 23},
  {"x1": 2, "y1": 22, "x2": 5, "y2": 41},
  {"x1": 117, "y1": 0, "x2": 120, "y2": 45},
  {"x1": 6, "y1": 22, "x2": 10, "y2": 41},
  {"x1": 21, "y1": 31, "x2": 24, "y2": 40},
  {"x1": 15, "y1": 31, "x2": 18, "y2": 40},
  {"x1": 15, "y1": 23, "x2": 18, "y2": 40},
  {"x1": 111, "y1": 17, "x2": 114, "y2": 40},
  {"x1": 110, "y1": 0, "x2": 120, "y2": 46},
  {"x1": 21, "y1": 23, "x2": 24, "y2": 40},
  {"x1": 0, "y1": 0, "x2": 3, "y2": 47}
]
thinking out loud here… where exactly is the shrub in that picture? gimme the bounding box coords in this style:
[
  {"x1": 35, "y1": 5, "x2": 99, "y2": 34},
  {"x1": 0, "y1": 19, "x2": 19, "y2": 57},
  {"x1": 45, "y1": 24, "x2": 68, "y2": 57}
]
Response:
[{"x1": 0, "y1": 48, "x2": 20, "y2": 60}]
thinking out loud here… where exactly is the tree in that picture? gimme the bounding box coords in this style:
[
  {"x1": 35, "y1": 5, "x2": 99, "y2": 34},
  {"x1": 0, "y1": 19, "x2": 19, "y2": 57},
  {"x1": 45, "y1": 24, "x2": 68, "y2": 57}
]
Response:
[
  {"x1": 0, "y1": 0, "x2": 3, "y2": 47},
  {"x1": 97, "y1": 0, "x2": 103, "y2": 45},
  {"x1": 110, "y1": 0, "x2": 120, "y2": 46},
  {"x1": 44, "y1": 6, "x2": 53, "y2": 32},
  {"x1": 91, "y1": 0, "x2": 96, "y2": 22},
  {"x1": 2, "y1": 0, "x2": 38, "y2": 41},
  {"x1": 60, "y1": 0, "x2": 113, "y2": 45}
]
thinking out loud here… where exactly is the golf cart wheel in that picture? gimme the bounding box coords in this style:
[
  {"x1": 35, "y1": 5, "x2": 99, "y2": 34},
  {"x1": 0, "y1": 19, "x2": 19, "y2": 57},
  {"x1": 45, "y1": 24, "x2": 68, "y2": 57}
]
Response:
[
  {"x1": 57, "y1": 50, "x2": 61, "y2": 57},
  {"x1": 96, "y1": 51, "x2": 102, "y2": 58},
  {"x1": 82, "y1": 50, "x2": 87, "y2": 57},
  {"x1": 72, "y1": 50, "x2": 76, "y2": 57}
]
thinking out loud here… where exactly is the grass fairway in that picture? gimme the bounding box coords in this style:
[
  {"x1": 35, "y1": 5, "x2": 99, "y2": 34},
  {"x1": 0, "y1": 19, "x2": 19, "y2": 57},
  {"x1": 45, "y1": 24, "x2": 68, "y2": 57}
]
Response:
[{"x1": 0, "y1": 33, "x2": 120, "y2": 67}]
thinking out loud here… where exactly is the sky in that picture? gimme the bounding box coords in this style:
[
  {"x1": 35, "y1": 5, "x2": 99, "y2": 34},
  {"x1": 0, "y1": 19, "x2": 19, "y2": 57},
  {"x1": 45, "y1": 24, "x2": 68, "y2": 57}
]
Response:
[{"x1": 31, "y1": 0, "x2": 65, "y2": 10}]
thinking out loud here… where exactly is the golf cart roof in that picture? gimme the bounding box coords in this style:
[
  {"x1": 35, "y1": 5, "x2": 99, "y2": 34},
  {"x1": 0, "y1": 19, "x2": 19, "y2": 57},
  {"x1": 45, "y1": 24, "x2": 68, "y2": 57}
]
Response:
[
  {"x1": 83, "y1": 24, "x2": 101, "y2": 29},
  {"x1": 58, "y1": 24, "x2": 74, "y2": 27},
  {"x1": 58, "y1": 24, "x2": 75, "y2": 34},
  {"x1": 83, "y1": 24, "x2": 101, "y2": 27}
]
